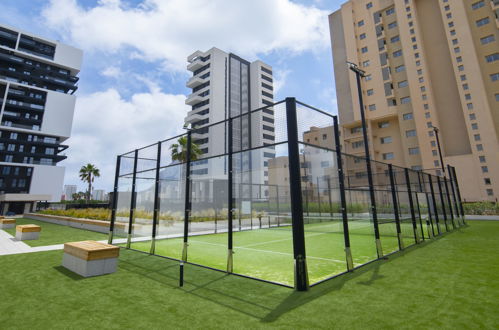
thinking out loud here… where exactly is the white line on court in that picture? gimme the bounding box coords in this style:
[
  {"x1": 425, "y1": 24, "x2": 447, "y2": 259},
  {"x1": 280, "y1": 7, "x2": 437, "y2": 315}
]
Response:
[{"x1": 189, "y1": 239, "x2": 345, "y2": 263}]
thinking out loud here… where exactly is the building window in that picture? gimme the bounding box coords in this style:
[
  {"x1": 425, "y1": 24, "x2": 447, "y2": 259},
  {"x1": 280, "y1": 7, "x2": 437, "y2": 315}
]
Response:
[
  {"x1": 358, "y1": 20, "x2": 365, "y2": 27},
  {"x1": 388, "y1": 22, "x2": 398, "y2": 29},
  {"x1": 386, "y1": 8, "x2": 395, "y2": 15},
  {"x1": 393, "y1": 50, "x2": 403, "y2": 57},
  {"x1": 434, "y1": 160, "x2": 440, "y2": 167},
  {"x1": 471, "y1": 123, "x2": 479, "y2": 130},
  {"x1": 484, "y1": 178, "x2": 491, "y2": 185},
  {"x1": 450, "y1": 30, "x2": 456, "y2": 36},
  {"x1": 462, "y1": 83, "x2": 469, "y2": 90},
  {"x1": 469, "y1": 113, "x2": 476, "y2": 120},
  {"x1": 427, "y1": 122, "x2": 433, "y2": 128},
  {"x1": 398, "y1": 80, "x2": 408, "y2": 88},
  {"x1": 424, "y1": 104, "x2": 429, "y2": 110},
  {"x1": 474, "y1": 134, "x2": 481, "y2": 141},
  {"x1": 496, "y1": 94, "x2": 499, "y2": 102},
  {"x1": 486, "y1": 189, "x2": 494, "y2": 196},
  {"x1": 352, "y1": 141, "x2": 364, "y2": 149},
  {"x1": 429, "y1": 130, "x2": 435, "y2": 137},
  {"x1": 368, "y1": 104, "x2": 376, "y2": 111},
  {"x1": 432, "y1": 150, "x2": 438, "y2": 156},
  {"x1": 476, "y1": 144, "x2": 483, "y2": 151},
  {"x1": 467, "y1": 103, "x2": 474, "y2": 110},
  {"x1": 454, "y1": 47, "x2": 460, "y2": 53},
  {"x1": 351, "y1": 126, "x2": 362, "y2": 134},
  {"x1": 406, "y1": 130, "x2": 417, "y2": 137},
  {"x1": 416, "y1": 60, "x2": 421, "y2": 66},
  {"x1": 481, "y1": 166, "x2": 488, "y2": 173},
  {"x1": 403, "y1": 113, "x2": 413, "y2": 120},
  {"x1": 465, "y1": 94, "x2": 471, "y2": 100},
  {"x1": 383, "y1": 152, "x2": 394, "y2": 160},
  {"x1": 446, "y1": 13, "x2": 452, "y2": 19},
  {"x1": 419, "y1": 77, "x2": 424, "y2": 83},
  {"x1": 448, "y1": 22, "x2": 454, "y2": 28},
  {"x1": 409, "y1": 147, "x2": 420, "y2": 155},
  {"x1": 420, "y1": 86, "x2": 426, "y2": 92},
  {"x1": 5, "y1": 155, "x2": 13, "y2": 162},
  {"x1": 365, "y1": 74, "x2": 372, "y2": 81},
  {"x1": 479, "y1": 156, "x2": 486, "y2": 163},
  {"x1": 378, "y1": 121, "x2": 390, "y2": 128},
  {"x1": 391, "y1": 35, "x2": 400, "y2": 43},
  {"x1": 395, "y1": 65, "x2": 405, "y2": 72},
  {"x1": 381, "y1": 136, "x2": 392, "y2": 144},
  {"x1": 485, "y1": 53, "x2": 499, "y2": 63},
  {"x1": 481, "y1": 35, "x2": 495, "y2": 45},
  {"x1": 361, "y1": 46, "x2": 368, "y2": 53},
  {"x1": 401, "y1": 96, "x2": 411, "y2": 104},
  {"x1": 491, "y1": 73, "x2": 499, "y2": 82},
  {"x1": 458, "y1": 65, "x2": 464, "y2": 72},
  {"x1": 476, "y1": 17, "x2": 490, "y2": 27},
  {"x1": 410, "y1": 28, "x2": 415, "y2": 34},
  {"x1": 367, "y1": 89, "x2": 374, "y2": 96},
  {"x1": 366, "y1": 2, "x2": 373, "y2": 9},
  {"x1": 471, "y1": 1, "x2": 485, "y2": 10},
  {"x1": 460, "y1": 74, "x2": 467, "y2": 81},
  {"x1": 360, "y1": 33, "x2": 367, "y2": 40},
  {"x1": 363, "y1": 60, "x2": 370, "y2": 67}
]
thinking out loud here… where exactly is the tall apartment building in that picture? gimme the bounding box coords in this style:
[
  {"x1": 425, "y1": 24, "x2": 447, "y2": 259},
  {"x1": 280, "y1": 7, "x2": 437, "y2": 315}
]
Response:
[
  {"x1": 0, "y1": 23, "x2": 82, "y2": 213},
  {"x1": 63, "y1": 184, "x2": 77, "y2": 201},
  {"x1": 330, "y1": 0, "x2": 499, "y2": 201},
  {"x1": 185, "y1": 47, "x2": 275, "y2": 201}
]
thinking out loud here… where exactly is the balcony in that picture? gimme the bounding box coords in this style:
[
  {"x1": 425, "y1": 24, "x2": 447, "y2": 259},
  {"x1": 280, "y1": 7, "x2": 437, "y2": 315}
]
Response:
[
  {"x1": 185, "y1": 92, "x2": 208, "y2": 106},
  {"x1": 187, "y1": 57, "x2": 205, "y2": 72},
  {"x1": 184, "y1": 111, "x2": 206, "y2": 124},
  {"x1": 186, "y1": 75, "x2": 207, "y2": 88}
]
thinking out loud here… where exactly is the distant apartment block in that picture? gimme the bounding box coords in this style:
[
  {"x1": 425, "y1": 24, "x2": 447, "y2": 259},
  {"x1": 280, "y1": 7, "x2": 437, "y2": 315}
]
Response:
[
  {"x1": 330, "y1": 0, "x2": 499, "y2": 201},
  {"x1": 63, "y1": 184, "x2": 77, "y2": 201},
  {"x1": 92, "y1": 189, "x2": 106, "y2": 201},
  {"x1": 0, "y1": 23, "x2": 82, "y2": 213},
  {"x1": 185, "y1": 47, "x2": 275, "y2": 199}
]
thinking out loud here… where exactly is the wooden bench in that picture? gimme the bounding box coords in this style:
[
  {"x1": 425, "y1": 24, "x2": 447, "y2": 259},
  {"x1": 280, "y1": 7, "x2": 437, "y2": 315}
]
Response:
[
  {"x1": 62, "y1": 241, "x2": 120, "y2": 277},
  {"x1": 0, "y1": 218, "x2": 16, "y2": 229},
  {"x1": 15, "y1": 224, "x2": 41, "y2": 240}
]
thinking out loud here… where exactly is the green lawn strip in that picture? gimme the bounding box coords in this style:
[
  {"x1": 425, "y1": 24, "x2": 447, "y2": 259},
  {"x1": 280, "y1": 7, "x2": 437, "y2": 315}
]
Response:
[
  {"x1": 2, "y1": 218, "x2": 108, "y2": 247},
  {"x1": 0, "y1": 221, "x2": 498, "y2": 329}
]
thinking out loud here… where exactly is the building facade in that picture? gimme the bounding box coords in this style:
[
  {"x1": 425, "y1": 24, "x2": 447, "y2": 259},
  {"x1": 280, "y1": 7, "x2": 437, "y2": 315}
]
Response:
[
  {"x1": 0, "y1": 23, "x2": 82, "y2": 213},
  {"x1": 185, "y1": 47, "x2": 275, "y2": 202},
  {"x1": 330, "y1": 0, "x2": 499, "y2": 201},
  {"x1": 63, "y1": 184, "x2": 77, "y2": 201}
]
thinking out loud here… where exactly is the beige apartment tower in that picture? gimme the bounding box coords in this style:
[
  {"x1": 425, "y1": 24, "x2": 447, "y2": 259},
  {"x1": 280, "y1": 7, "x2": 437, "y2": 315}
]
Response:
[{"x1": 330, "y1": 0, "x2": 499, "y2": 202}]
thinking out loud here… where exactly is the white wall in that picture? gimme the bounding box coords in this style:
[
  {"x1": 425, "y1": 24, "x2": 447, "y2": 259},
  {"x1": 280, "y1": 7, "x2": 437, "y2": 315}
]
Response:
[
  {"x1": 29, "y1": 165, "x2": 65, "y2": 202},
  {"x1": 41, "y1": 90, "x2": 76, "y2": 140},
  {"x1": 53, "y1": 43, "x2": 83, "y2": 72}
]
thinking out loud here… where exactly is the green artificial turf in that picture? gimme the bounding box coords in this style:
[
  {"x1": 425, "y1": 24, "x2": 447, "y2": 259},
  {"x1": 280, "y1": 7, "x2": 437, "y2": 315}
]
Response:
[
  {"x1": 0, "y1": 220, "x2": 498, "y2": 329},
  {"x1": 2, "y1": 218, "x2": 108, "y2": 246},
  {"x1": 128, "y1": 219, "x2": 430, "y2": 285}
]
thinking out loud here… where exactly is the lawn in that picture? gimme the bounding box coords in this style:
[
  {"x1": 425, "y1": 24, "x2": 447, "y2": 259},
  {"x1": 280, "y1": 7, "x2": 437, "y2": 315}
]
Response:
[
  {"x1": 2, "y1": 218, "x2": 108, "y2": 246},
  {"x1": 0, "y1": 221, "x2": 497, "y2": 329}
]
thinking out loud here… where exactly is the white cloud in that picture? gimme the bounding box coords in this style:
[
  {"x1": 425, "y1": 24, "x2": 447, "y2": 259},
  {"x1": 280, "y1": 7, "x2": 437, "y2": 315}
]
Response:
[
  {"x1": 61, "y1": 87, "x2": 188, "y2": 191},
  {"x1": 273, "y1": 69, "x2": 291, "y2": 96},
  {"x1": 42, "y1": 0, "x2": 330, "y2": 70},
  {"x1": 101, "y1": 66, "x2": 122, "y2": 78}
]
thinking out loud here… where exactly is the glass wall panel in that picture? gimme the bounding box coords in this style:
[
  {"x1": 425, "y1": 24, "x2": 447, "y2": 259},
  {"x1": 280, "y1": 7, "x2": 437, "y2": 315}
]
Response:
[
  {"x1": 300, "y1": 143, "x2": 348, "y2": 284},
  {"x1": 112, "y1": 152, "x2": 135, "y2": 243},
  {"x1": 232, "y1": 145, "x2": 294, "y2": 286}
]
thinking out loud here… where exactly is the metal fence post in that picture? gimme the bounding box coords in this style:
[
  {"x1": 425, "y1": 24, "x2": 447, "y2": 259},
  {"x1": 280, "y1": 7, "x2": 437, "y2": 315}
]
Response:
[
  {"x1": 447, "y1": 164, "x2": 461, "y2": 225},
  {"x1": 334, "y1": 115, "x2": 353, "y2": 271},
  {"x1": 437, "y1": 176, "x2": 450, "y2": 232},
  {"x1": 182, "y1": 131, "x2": 192, "y2": 262},
  {"x1": 150, "y1": 142, "x2": 162, "y2": 254},
  {"x1": 108, "y1": 155, "x2": 121, "y2": 244},
  {"x1": 404, "y1": 168, "x2": 420, "y2": 243},
  {"x1": 451, "y1": 166, "x2": 466, "y2": 225},
  {"x1": 227, "y1": 118, "x2": 234, "y2": 273},
  {"x1": 443, "y1": 175, "x2": 456, "y2": 230},
  {"x1": 388, "y1": 164, "x2": 403, "y2": 250},
  {"x1": 428, "y1": 175, "x2": 441, "y2": 236},
  {"x1": 126, "y1": 149, "x2": 139, "y2": 248},
  {"x1": 286, "y1": 97, "x2": 309, "y2": 291}
]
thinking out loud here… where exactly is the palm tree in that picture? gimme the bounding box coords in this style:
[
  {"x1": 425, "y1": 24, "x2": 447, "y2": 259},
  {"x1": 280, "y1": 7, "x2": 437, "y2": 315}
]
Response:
[
  {"x1": 79, "y1": 164, "x2": 100, "y2": 201},
  {"x1": 170, "y1": 136, "x2": 202, "y2": 163}
]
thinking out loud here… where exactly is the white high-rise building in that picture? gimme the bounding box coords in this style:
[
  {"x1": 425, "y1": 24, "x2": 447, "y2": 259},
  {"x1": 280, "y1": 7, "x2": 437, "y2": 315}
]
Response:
[
  {"x1": 0, "y1": 23, "x2": 82, "y2": 214},
  {"x1": 92, "y1": 189, "x2": 106, "y2": 201},
  {"x1": 185, "y1": 47, "x2": 275, "y2": 201},
  {"x1": 63, "y1": 184, "x2": 77, "y2": 201}
]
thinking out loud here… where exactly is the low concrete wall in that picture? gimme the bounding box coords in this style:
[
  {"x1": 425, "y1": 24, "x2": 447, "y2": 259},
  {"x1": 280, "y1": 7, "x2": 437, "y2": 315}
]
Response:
[
  {"x1": 23, "y1": 213, "x2": 127, "y2": 235},
  {"x1": 465, "y1": 215, "x2": 499, "y2": 221}
]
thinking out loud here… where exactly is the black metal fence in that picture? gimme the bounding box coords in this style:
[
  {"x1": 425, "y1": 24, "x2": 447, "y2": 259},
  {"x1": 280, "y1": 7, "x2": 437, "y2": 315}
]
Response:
[{"x1": 108, "y1": 98, "x2": 465, "y2": 291}]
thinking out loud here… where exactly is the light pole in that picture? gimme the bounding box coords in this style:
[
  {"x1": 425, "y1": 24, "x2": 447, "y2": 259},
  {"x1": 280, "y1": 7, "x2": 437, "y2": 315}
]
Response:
[
  {"x1": 347, "y1": 61, "x2": 382, "y2": 257},
  {"x1": 433, "y1": 126, "x2": 445, "y2": 176}
]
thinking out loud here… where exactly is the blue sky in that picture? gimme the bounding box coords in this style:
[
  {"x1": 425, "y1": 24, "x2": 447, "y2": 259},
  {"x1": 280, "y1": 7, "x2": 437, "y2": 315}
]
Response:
[{"x1": 0, "y1": 0, "x2": 344, "y2": 193}]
